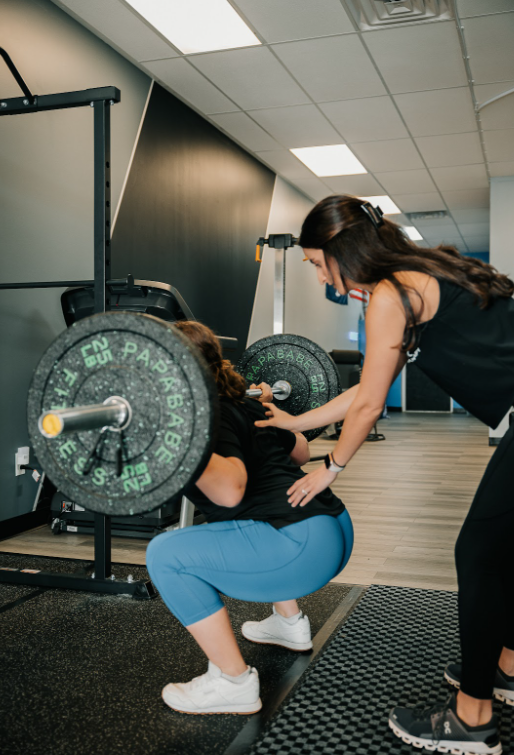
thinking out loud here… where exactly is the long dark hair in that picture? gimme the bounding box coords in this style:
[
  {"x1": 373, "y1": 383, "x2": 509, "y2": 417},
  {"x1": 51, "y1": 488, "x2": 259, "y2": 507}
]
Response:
[
  {"x1": 299, "y1": 195, "x2": 513, "y2": 350},
  {"x1": 173, "y1": 320, "x2": 247, "y2": 401}
]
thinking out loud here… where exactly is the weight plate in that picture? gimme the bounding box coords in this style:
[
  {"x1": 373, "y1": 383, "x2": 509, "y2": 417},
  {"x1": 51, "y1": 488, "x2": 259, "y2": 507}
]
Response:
[
  {"x1": 236, "y1": 334, "x2": 341, "y2": 441},
  {"x1": 27, "y1": 312, "x2": 218, "y2": 516}
]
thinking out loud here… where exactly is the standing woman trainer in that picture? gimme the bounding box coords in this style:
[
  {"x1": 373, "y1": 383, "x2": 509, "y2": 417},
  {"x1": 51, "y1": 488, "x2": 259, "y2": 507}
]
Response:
[{"x1": 257, "y1": 194, "x2": 514, "y2": 755}]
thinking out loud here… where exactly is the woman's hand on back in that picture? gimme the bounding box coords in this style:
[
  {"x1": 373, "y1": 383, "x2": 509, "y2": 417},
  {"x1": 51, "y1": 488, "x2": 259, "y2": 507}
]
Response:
[
  {"x1": 287, "y1": 466, "x2": 337, "y2": 507},
  {"x1": 254, "y1": 402, "x2": 299, "y2": 432}
]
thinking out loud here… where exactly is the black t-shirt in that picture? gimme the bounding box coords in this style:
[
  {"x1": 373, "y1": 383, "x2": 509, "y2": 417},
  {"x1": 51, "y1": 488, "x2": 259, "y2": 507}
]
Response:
[{"x1": 186, "y1": 397, "x2": 345, "y2": 529}]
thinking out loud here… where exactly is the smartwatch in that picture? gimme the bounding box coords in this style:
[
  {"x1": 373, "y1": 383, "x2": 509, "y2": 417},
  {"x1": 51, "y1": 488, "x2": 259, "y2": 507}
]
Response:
[{"x1": 324, "y1": 452, "x2": 346, "y2": 473}]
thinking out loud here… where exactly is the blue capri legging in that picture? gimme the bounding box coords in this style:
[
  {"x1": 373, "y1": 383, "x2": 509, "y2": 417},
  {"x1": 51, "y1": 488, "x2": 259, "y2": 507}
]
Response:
[{"x1": 146, "y1": 510, "x2": 353, "y2": 626}]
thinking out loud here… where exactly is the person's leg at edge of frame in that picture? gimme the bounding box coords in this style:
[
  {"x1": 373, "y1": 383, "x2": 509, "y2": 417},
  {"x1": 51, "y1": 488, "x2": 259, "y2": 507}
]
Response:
[{"x1": 389, "y1": 427, "x2": 514, "y2": 754}]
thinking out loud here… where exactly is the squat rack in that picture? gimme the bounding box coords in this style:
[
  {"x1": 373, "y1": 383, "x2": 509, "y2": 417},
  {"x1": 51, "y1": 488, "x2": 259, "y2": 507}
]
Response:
[{"x1": 0, "y1": 47, "x2": 156, "y2": 598}]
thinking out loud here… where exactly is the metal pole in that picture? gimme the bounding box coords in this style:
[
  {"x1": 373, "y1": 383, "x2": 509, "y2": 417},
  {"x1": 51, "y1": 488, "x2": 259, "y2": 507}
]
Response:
[
  {"x1": 273, "y1": 247, "x2": 286, "y2": 335},
  {"x1": 93, "y1": 100, "x2": 111, "y2": 315}
]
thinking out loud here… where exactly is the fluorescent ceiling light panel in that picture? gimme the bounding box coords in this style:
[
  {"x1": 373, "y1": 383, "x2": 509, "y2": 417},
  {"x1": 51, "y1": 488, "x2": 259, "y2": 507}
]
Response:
[
  {"x1": 359, "y1": 195, "x2": 401, "y2": 215},
  {"x1": 125, "y1": 0, "x2": 261, "y2": 54},
  {"x1": 290, "y1": 145, "x2": 367, "y2": 177},
  {"x1": 404, "y1": 226, "x2": 423, "y2": 241}
]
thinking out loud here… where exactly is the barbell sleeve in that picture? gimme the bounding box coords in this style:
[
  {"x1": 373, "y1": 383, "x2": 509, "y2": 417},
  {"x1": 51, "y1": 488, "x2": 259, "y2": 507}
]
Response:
[{"x1": 38, "y1": 396, "x2": 131, "y2": 438}]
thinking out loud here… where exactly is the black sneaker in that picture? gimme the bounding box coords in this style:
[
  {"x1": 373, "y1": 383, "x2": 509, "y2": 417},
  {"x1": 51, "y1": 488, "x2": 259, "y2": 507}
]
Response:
[
  {"x1": 445, "y1": 663, "x2": 514, "y2": 707},
  {"x1": 389, "y1": 692, "x2": 502, "y2": 755}
]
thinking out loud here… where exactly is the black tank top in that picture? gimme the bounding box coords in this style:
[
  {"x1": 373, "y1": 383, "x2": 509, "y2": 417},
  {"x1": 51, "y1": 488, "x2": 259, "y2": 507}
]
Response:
[{"x1": 407, "y1": 279, "x2": 514, "y2": 429}]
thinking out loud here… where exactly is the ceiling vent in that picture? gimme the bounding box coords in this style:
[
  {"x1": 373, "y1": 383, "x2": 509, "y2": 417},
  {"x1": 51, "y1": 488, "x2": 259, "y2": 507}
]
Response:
[
  {"x1": 406, "y1": 210, "x2": 448, "y2": 221},
  {"x1": 346, "y1": 0, "x2": 454, "y2": 31}
]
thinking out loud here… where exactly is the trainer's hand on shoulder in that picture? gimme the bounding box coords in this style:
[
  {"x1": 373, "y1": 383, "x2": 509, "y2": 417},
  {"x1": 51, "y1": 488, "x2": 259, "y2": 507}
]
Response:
[
  {"x1": 287, "y1": 466, "x2": 337, "y2": 508},
  {"x1": 254, "y1": 403, "x2": 298, "y2": 431},
  {"x1": 249, "y1": 382, "x2": 274, "y2": 403}
]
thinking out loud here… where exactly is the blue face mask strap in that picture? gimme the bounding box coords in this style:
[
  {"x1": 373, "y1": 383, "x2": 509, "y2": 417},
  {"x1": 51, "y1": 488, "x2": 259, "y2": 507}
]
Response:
[{"x1": 361, "y1": 202, "x2": 384, "y2": 230}]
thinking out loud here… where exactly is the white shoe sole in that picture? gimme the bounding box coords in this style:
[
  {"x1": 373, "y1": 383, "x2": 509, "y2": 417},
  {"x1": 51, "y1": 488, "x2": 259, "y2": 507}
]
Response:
[
  {"x1": 389, "y1": 718, "x2": 502, "y2": 755},
  {"x1": 162, "y1": 689, "x2": 262, "y2": 715},
  {"x1": 444, "y1": 671, "x2": 514, "y2": 706},
  {"x1": 241, "y1": 627, "x2": 312, "y2": 652}
]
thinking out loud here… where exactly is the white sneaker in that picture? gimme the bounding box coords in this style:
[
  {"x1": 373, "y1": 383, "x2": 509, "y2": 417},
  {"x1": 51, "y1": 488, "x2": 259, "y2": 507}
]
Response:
[
  {"x1": 242, "y1": 607, "x2": 313, "y2": 651},
  {"x1": 161, "y1": 661, "x2": 262, "y2": 715}
]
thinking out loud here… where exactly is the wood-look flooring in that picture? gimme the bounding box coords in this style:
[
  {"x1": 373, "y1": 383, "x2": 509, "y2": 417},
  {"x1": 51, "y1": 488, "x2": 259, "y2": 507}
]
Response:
[{"x1": 0, "y1": 412, "x2": 494, "y2": 591}]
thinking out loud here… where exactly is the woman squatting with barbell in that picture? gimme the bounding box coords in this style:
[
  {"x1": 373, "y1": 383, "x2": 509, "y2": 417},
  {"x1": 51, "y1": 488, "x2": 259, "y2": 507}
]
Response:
[
  {"x1": 145, "y1": 319, "x2": 354, "y2": 715},
  {"x1": 257, "y1": 194, "x2": 514, "y2": 755}
]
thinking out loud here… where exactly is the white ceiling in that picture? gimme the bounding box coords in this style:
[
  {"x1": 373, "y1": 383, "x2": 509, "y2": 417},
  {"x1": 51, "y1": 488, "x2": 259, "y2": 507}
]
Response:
[{"x1": 49, "y1": 0, "x2": 514, "y2": 252}]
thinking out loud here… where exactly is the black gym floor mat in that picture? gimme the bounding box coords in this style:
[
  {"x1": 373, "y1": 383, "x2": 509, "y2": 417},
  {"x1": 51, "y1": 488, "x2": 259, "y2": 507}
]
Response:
[
  {"x1": 0, "y1": 553, "x2": 352, "y2": 755},
  {"x1": 248, "y1": 584, "x2": 514, "y2": 755}
]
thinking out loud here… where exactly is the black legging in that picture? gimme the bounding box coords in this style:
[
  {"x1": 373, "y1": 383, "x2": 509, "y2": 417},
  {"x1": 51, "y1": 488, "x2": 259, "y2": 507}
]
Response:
[{"x1": 455, "y1": 421, "x2": 514, "y2": 699}]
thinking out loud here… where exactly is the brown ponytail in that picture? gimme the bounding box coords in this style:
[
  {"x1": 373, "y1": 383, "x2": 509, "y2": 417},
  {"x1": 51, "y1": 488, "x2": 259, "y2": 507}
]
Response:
[
  {"x1": 299, "y1": 194, "x2": 514, "y2": 351},
  {"x1": 173, "y1": 320, "x2": 247, "y2": 401}
]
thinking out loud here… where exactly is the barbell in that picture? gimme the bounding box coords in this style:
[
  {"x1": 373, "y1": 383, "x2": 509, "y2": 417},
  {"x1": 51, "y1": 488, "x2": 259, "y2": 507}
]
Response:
[{"x1": 28, "y1": 312, "x2": 341, "y2": 517}]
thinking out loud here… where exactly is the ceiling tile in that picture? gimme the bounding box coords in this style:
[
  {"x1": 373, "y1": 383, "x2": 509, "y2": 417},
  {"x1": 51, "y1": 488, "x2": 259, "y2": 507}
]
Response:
[
  {"x1": 463, "y1": 14, "x2": 514, "y2": 85},
  {"x1": 423, "y1": 234, "x2": 463, "y2": 245},
  {"x1": 441, "y1": 188, "x2": 490, "y2": 209},
  {"x1": 143, "y1": 58, "x2": 238, "y2": 114},
  {"x1": 362, "y1": 22, "x2": 468, "y2": 94},
  {"x1": 289, "y1": 177, "x2": 332, "y2": 202},
  {"x1": 232, "y1": 0, "x2": 355, "y2": 43},
  {"x1": 351, "y1": 139, "x2": 424, "y2": 172},
  {"x1": 415, "y1": 221, "x2": 458, "y2": 235},
  {"x1": 414, "y1": 216, "x2": 457, "y2": 228},
  {"x1": 451, "y1": 208, "x2": 490, "y2": 223},
  {"x1": 415, "y1": 132, "x2": 483, "y2": 167},
  {"x1": 430, "y1": 164, "x2": 489, "y2": 191},
  {"x1": 457, "y1": 222, "x2": 490, "y2": 237},
  {"x1": 319, "y1": 97, "x2": 408, "y2": 143},
  {"x1": 393, "y1": 88, "x2": 477, "y2": 137},
  {"x1": 457, "y1": 0, "x2": 514, "y2": 16},
  {"x1": 465, "y1": 239, "x2": 490, "y2": 252},
  {"x1": 53, "y1": 0, "x2": 180, "y2": 62},
  {"x1": 488, "y1": 161, "x2": 514, "y2": 176},
  {"x1": 189, "y1": 47, "x2": 310, "y2": 110},
  {"x1": 483, "y1": 129, "x2": 514, "y2": 162},
  {"x1": 475, "y1": 81, "x2": 514, "y2": 130},
  {"x1": 322, "y1": 174, "x2": 384, "y2": 195},
  {"x1": 375, "y1": 169, "x2": 437, "y2": 195},
  {"x1": 255, "y1": 150, "x2": 314, "y2": 180},
  {"x1": 271, "y1": 36, "x2": 386, "y2": 102},
  {"x1": 246, "y1": 105, "x2": 341, "y2": 148},
  {"x1": 210, "y1": 112, "x2": 282, "y2": 151},
  {"x1": 391, "y1": 193, "x2": 446, "y2": 212}
]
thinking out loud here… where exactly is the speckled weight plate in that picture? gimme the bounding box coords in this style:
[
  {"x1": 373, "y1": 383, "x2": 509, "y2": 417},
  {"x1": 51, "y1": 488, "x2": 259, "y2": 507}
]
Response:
[
  {"x1": 237, "y1": 334, "x2": 341, "y2": 441},
  {"x1": 27, "y1": 312, "x2": 218, "y2": 516}
]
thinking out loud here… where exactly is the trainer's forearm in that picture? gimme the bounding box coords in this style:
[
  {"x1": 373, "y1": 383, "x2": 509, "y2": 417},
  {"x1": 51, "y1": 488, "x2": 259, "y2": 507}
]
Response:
[
  {"x1": 292, "y1": 384, "x2": 360, "y2": 433},
  {"x1": 330, "y1": 401, "x2": 383, "y2": 468}
]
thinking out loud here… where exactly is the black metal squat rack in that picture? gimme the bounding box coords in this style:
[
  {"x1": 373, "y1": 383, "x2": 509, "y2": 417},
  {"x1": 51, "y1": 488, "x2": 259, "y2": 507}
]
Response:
[{"x1": 0, "y1": 47, "x2": 156, "y2": 599}]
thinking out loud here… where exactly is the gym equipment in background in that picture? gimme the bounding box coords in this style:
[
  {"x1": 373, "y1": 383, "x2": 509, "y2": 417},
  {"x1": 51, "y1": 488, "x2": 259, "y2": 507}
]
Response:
[
  {"x1": 237, "y1": 334, "x2": 341, "y2": 441},
  {"x1": 255, "y1": 234, "x2": 298, "y2": 336}
]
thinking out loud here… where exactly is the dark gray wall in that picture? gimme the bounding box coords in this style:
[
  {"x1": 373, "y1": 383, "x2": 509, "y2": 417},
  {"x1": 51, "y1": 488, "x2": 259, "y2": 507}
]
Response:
[
  {"x1": 0, "y1": 0, "x2": 151, "y2": 523},
  {"x1": 112, "y1": 83, "x2": 275, "y2": 358}
]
